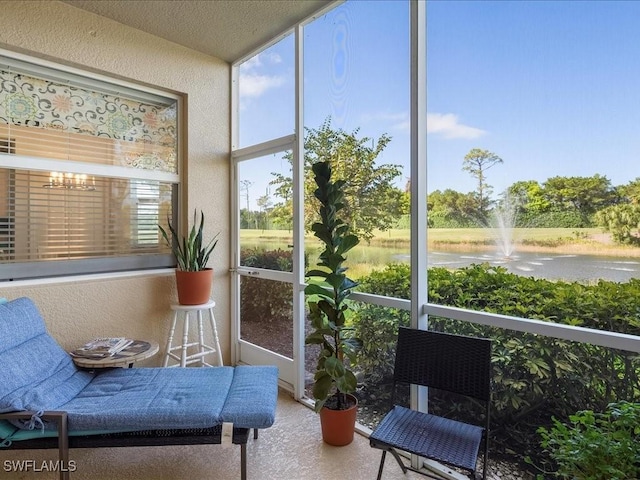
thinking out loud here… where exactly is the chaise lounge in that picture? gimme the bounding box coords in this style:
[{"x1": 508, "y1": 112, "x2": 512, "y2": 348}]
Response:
[{"x1": 0, "y1": 297, "x2": 279, "y2": 480}]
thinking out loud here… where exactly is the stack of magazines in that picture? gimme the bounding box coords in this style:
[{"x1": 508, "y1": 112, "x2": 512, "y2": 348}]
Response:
[{"x1": 70, "y1": 337, "x2": 133, "y2": 358}]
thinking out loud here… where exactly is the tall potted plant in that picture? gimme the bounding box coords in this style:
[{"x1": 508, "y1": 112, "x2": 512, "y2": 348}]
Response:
[
  {"x1": 305, "y1": 161, "x2": 362, "y2": 446},
  {"x1": 158, "y1": 209, "x2": 219, "y2": 305}
]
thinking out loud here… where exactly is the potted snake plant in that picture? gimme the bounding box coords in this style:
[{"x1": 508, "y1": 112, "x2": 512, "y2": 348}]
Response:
[
  {"x1": 158, "y1": 209, "x2": 219, "y2": 305},
  {"x1": 305, "y1": 161, "x2": 362, "y2": 446}
]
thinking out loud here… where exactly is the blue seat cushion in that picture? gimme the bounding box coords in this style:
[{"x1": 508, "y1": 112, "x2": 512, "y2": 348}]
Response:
[
  {"x1": 0, "y1": 298, "x2": 93, "y2": 415},
  {"x1": 61, "y1": 367, "x2": 235, "y2": 431},
  {"x1": 221, "y1": 365, "x2": 278, "y2": 429},
  {"x1": 0, "y1": 297, "x2": 278, "y2": 437}
]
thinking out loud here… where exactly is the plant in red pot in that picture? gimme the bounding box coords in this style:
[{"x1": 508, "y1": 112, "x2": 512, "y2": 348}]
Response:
[
  {"x1": 305, "y1": 161, "x2": 362, "y2": 446},
  {"x1": 159, "y1": 209, "x2": 219, "y2": 305}
]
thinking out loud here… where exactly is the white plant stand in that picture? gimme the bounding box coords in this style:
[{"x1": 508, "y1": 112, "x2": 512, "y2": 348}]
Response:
[{"x1": 163, "y1": 300, "x2": 223, "y2": 367}]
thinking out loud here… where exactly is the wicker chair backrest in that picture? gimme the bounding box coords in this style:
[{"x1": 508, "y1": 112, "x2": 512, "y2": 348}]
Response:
[{"x1": 393, "y1": 327, "x2": 491, "y2": 401}]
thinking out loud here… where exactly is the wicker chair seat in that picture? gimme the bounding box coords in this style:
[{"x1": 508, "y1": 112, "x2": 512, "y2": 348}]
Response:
[{"x1": 370, "y1": 405, "x2": 483, "y2": 471}]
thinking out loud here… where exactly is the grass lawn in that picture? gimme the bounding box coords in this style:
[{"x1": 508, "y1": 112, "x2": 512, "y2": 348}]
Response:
[{"x1": 240, "y1": 227, "x2": 640, "y2": 258}]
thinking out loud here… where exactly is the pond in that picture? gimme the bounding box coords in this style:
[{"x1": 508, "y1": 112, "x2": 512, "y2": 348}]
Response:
[
  {"x1": 241, "y1": 236, "x2": 640, "y2": 283},
  {"x1": 346, "y1": 245, "x2": 640, "y2": 283},
  {"x1": 426, "y1": 250, "x2": 640, "y2": 283}
]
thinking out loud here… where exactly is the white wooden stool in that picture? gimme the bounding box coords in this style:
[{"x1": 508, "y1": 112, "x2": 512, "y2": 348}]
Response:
[{"x1": 163, "y1": 300, "x2": 223, "y2": 367}]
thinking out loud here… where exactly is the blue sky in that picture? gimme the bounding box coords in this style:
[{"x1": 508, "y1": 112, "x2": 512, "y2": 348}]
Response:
[
  {"x1": 428, "y1": 0, "x2": 640, "y2": 196},
  {"x1": 238, "y1": 0, "x2": 639, "y2": 209}
]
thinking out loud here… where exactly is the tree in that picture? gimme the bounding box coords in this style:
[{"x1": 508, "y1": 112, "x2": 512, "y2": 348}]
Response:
[
  {"x1": 507, "y1": 180, "x2": 550, "y2": 216},
  {"x1": 543, "y1": 174, "x2": 616, "y2": 223},
  {"x1": 256, "y1": 190, "x2": 273, "y2": 231},
  {"x1": 239, "y1": 180, "x2": 253, "y2": 212},
  {"x1": 462, "y1": 148, "x2": 503, "y2": 219},
  {"x1": 269, "y1": 171, "x2": 293, "y2": 231},
  {"x1": 595, "y1": 204, "x2": 640, "y2": 245},
  {"x1": 618, "y1": 178, "x2": 640, "y2": 205},
  {"x1": 271, "y1": 118, "x2": 403, "y2": 242},
  {"x1": 427, "y1": 189, "x2": 478, "y2": 227}
]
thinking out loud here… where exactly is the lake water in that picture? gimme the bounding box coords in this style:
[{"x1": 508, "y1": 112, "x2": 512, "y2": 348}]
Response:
[
  {"x1": 241, "y1": 237, "x2": 639, "y2": 283},
  {"x1": 421, "y1": 251, "x2": 639, "y2": 283},
  {"x1": 348, "y1": 246, "x2": 640, "y2": 283}
]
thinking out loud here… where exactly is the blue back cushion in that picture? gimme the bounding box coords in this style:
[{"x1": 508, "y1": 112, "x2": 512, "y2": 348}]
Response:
[{"x1": 0, "y1": 297, "x2": 93, "y2": 414}]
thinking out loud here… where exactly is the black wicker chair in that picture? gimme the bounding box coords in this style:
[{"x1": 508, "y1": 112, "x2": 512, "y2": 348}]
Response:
[{"x1": 369, "y1": 327, "x2": 492, "y2": 480}]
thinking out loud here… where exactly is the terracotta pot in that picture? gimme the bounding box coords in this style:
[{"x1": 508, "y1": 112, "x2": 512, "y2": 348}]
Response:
[
  {"x1": 319, "y1": 394, "x2": 358, "y2": 446},
  {"x1": 175, "y1": 268, "x2": 213, "y2": 305}
]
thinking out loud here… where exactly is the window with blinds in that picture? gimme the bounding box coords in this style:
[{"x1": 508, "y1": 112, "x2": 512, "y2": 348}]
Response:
[{"x1": 0, "y1": 55, "x2": 179, "y2": 281}]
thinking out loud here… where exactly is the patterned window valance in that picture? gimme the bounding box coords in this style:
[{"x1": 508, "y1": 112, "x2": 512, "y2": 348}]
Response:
[{"x1": 0, "y1": 66, "x2": 177, "y2": 174}]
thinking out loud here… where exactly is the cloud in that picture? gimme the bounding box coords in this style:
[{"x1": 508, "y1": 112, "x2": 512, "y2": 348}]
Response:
[
  {"x1": 361, "y1": 111, "x2": 484, "y2": 138},
  {"x1": 265, "y1": 52, "x2": 282, "y2": 64},
  {"x1": 238, "y1": 52, "x2": 286, "y2": 100},
  {"x1": 427, "y1": 113, "x2": 486, "y2": 139},
  {"x1": 361, "y1": 111, "x2": 410, "y2": 132},
  {"x1": 239, "y1": 74, "x2": 285, "y2": 98}
]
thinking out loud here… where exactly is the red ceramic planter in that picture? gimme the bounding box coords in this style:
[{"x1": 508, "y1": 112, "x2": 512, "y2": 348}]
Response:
[
  {"x1": 175, "y1": 268, "x2": 213, "y2": 305},
  {"x1": 319, "y1": 394, "x2": 358, "y2": 446}
]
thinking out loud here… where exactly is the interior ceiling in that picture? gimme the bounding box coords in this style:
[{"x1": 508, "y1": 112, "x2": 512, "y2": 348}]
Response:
[{"x1": 61, "y1": 0, "x2": 333, "y2": 63}]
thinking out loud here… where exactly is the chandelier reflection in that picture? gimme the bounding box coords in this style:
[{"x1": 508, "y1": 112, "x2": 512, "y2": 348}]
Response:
[{"x1": 44, "y1": 172, "x2": 96, "y2": 191}]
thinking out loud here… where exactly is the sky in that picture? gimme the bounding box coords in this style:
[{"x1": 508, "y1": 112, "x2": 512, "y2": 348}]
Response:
[{"x1": 238, "y1": 0, "x2": 639, "y2": 210}]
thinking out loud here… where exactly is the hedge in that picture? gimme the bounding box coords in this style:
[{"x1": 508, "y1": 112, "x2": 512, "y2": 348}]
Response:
[{"x1": 352, "y1": 263, "x2": 640, "y2": 464}]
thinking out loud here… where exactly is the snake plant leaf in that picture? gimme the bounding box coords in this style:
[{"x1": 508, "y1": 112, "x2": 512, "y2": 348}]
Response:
[{"x1": 158, "y1": 209, "x2": 219, "y2": 272}]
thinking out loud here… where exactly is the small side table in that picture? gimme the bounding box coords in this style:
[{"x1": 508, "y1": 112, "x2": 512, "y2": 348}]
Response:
[
  {"x1": 72, "y1": 340, "x2": 159, "y2": 369},
  {"x1": 163, "y1": 300, "x2": 223, "y2": 367}
]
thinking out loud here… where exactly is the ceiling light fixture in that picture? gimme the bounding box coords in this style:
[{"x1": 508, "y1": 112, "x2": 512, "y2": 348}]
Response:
[{"x1": 43, "y1": 172, "x2": 96, "y2": 191}]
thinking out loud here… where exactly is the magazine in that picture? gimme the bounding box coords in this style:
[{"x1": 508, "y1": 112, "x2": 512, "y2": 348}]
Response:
[{"x1": 70, "y1": 337, "x2": 133, "y2": 358}]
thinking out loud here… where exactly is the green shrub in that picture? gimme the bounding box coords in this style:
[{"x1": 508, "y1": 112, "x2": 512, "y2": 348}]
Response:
[
  {"x1": 353, "y1": 264, "x2": 411, "y2": 385},
  {"x1": 353, "y1": 263, "x2": 640, "y2": 462},
  {"x1": 537, "y1": 402, "x2": 640, "y2": 480},
  {"x1": 595, "y1": 204, "x2": 640, "y2": 245},
  {"x1": 428, "y1": 210, "x2": 478, "y2": 228},
  {"x1": 518, "y1": 210, "x2": 593, "y2": 228},
  {"x1": 240, "y1": 248, "x2": 294, "y2": 324},
  {"x1": 358, "y1": 263, "x2": 410, "y2": 300},
  {"x1": 241, "y1": 247, "x2": 294, "y2": 271}
]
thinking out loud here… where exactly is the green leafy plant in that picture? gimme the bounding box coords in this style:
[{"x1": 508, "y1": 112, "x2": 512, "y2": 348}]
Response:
[
  {"x1": 305, "y1": 161, "x2": 362, "y2": 412},
  {"x1": 240, "y1": 248, "x2": 295, "y2": 325},
  {"x1": 354, "y1": 263, "x2": 410, "y2": 385},
  {"x1": 158, "y1": 209, "x2": 219, "y2": 271},
  {"x1": 537, "y1": 402, "x2": 640, "y2": 479}
]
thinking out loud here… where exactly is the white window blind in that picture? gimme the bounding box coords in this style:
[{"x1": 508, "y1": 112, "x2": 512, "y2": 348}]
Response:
[{"x1": 0, "y1": 55, "x2": 180, "y2": 281}]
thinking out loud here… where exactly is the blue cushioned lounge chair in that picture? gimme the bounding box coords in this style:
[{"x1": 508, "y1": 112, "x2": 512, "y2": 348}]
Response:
[{"x1": 0, "y1": 297, "x2": 278, "y2": 480}]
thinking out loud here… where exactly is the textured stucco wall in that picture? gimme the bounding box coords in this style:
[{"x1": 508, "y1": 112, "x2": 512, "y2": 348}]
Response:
[{"x1": 0, "y1": 1, "x2": 231, "y2": 364}]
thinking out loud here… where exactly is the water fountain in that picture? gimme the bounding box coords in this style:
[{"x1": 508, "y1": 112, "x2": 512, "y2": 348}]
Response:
[
  {"x1": 425, "y1": 192, "x2": 639, "y2": 282},
  {"x1": 487, "y1": 192, "x2": 519, "y2": 259}
]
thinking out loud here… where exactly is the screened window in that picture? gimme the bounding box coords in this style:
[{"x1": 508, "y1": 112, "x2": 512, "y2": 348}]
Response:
[{"x1": 0, "y1": 56, "x2": 179, "y2": 281}]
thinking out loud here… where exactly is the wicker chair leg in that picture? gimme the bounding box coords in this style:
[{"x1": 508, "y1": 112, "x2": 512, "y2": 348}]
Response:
[
  {"x1": 482, "y1": 438, "x2": 488, "y2": 479},
  {"x1": 388, "y1": 448, "x2": 408, "y2": 475},
  {"x1": 376, "y1": 451, "x2": 387, "y2": 480}
]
